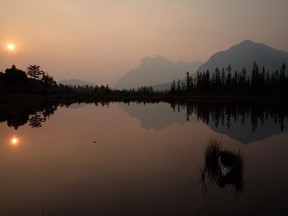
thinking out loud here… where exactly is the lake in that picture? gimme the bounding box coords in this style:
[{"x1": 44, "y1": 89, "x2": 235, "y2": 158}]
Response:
[{"x1": 1, "y1": 101, "x2": 288, "y2": 216}]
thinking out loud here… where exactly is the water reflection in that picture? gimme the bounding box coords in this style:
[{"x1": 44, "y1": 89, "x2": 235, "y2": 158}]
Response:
[
  {"x1": 0, "y1": 101, "x2": 58, "y2": 129},
  {"x1": 170, "y1": 100, "x2": 288, "y2": 132},
  {"x1": 120, "y1": 100, "x2": 288, "y2": 143},
  {"x1": 1, "y1": 101, "x2": 288, "y2": 216},
  {"x1": 199, "y1": 138, "x2": 244, "y2": 194},
  {"x1": 0, "y1": 101, "x2": 112, "y2": 129},
  {"x1": 2, "y1": 100, "x2": 288, "y2": 144}
]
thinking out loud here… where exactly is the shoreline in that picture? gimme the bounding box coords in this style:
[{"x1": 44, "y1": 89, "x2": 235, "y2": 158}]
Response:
[{"x1": 1, "y1": 93, "x2": 288, "y2": 104}]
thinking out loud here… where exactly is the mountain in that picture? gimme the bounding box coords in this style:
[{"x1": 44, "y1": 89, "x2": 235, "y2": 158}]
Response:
[
  {"x1": 59, "y1": 79, "x2": 97, "y2": 86},
  {"x1": 115, "y1": 40, "x2": 288, "y2": 90},
  {"x1": 197, "y1": 40, "x2": 288, "y2": 73},
  {"x1": 115, "y1": 55, "x2": 202, "y2": 90}
]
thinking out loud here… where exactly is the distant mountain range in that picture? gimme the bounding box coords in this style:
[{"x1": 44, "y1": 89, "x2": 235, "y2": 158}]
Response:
[
  {"x1": 115, "y1": 40, "x2": 288, "y2": 90},
  {"x1": 59, "y1": 79, "x2": 97, "y2": 87},
  {"x1": 114, "y1": 55, "x2": 201, "y2": 90},
  {"x1": 59, "y1": 40, "x2": 288, "y2": 91},
  {"x1": 198, "y1": 39, "x2": 288, "y2": 73}
]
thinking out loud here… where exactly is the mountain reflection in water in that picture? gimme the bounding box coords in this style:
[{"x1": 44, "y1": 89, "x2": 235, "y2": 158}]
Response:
[
  {"x1": 1, "y1": 100, "x2": 288, "y2": 144},
  {"x1": 1, "y1": 101, "x2": 288, "y2": 216},
  {"x1": 119, "y1": 100, "x2": 288, "y2": 144}
]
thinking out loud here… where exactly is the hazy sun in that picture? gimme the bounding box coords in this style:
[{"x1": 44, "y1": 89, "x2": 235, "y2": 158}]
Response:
[
  {"x1": 10, "y1": 137, "x2": 19, "y2": 146},
  {"x1": 7, "y1": 43, "x2": 15, "y2": 51}
]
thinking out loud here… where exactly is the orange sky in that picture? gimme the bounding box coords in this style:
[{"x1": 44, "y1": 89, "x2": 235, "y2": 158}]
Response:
[{"x1": 1, "y1": 0, "x2": 288, "y2": 86}]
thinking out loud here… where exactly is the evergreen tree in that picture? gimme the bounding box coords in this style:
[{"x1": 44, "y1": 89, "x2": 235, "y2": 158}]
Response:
[
  {"x1": 41, "y1": 73, "x2": 57, "y2": 86},
  {"x1": 251, "y1": 61, "x2": 259, "y2": 91},
  {"x1": 170, "y1": 79, "x2": 176, "y2": 94},
  {"x1": 226, "y1": 65, "x2": 232, "y2": 91},
  {"x1": 221, "y1": 68, "x2": 226, "y2": 90},
  {"x1": 27, "y1": 65, "x2": 44, "y2": 80}
]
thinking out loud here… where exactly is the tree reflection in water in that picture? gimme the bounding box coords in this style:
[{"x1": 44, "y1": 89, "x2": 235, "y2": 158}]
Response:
[
  {"x1": 170, "y1": 100, "x2": 288, "y2": 132},
  {"x1": 199, "y1": 138, "x2": 244, "y2": 194},
  {"x1": 2, "y1": 99, "x2": 288, "y2": 134},
  {"x1": 0, "y1": 102, "x2": 58, "y2": 129}
]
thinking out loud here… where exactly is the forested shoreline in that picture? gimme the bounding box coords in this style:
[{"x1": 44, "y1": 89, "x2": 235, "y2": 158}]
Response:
[
  {"x1": 170, "y1": 62, "x2": 288, "y2": 96},
  {"x1": 1, "y1": 63, "x2": 288, "y2": 131},
  {"x1": 1, "y1": 63, "x2": 288, "y2": 104}
]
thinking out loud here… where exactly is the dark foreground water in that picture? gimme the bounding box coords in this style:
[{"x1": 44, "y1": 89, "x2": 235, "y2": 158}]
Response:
[{"x1": 1, "y1": 102, "x2": 288, "y2": 216}]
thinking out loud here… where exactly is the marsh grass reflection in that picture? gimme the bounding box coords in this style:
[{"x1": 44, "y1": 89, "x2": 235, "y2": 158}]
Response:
[{"x1": 199, "y1": 138, "x2": 244, "y2": 194}]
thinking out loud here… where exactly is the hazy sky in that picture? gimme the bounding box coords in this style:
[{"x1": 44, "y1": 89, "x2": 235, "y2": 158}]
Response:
[{"x1": 1, "y1": 0, "x2": 288, "y2": 85}]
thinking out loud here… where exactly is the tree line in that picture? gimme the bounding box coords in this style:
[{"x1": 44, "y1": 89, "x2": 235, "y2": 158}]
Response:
[
  {"x1": 0, "y1": 64, "x2": 165, "y2": 105},
  {"x1": 1, "y1": 62, "x2": 287, "y2": 99},
  {"x1": 169, "y1": 62, "x2": 287, "y2": 96}
]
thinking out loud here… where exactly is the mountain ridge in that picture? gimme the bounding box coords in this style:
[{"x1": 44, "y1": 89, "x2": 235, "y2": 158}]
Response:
[
  {"x1": 115, "y1": 55, "x2": 201, "y2": 90},
  {"x1": 115, "y1": 40, "x2": 288, "y2": 91},
  {"x1": 197, "y1": 39, "x2": 288, "y2": 73}
]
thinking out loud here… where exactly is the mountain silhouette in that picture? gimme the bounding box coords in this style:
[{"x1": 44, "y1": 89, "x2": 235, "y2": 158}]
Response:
[
  {"x1": 197, "y1": 40, "x2": 288, "y2": 74},
  {"x1": 115, "y1": 55, "x2": 201, "y2": 90},
  {"x1": 59, "y1": 79, "x2": 97, "y2": 86},
  {"x1": 115, "y1": 40, "x2": 287, "y2": 91}
]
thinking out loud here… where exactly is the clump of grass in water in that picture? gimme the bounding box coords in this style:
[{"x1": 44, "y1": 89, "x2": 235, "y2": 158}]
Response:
[
  {"x1": 200, "y1": 138, "x2": 245, "y2": 194},
  {"x1": 205, "y1": 138, "x2": 223, "y2": 180}
]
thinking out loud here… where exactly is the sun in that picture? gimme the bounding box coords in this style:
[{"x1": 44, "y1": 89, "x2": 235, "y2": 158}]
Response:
[
  {"x1": 7, "y1": 43, "x2": 15, "y2": 51},
  {"x1": 10, "y1": 137, "x2": 19, "y2": 146}
]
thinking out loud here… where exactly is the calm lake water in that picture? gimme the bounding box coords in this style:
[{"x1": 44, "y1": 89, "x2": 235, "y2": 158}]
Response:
[{"x1": 1, "y1": 101, "x2": 288, "y2": 216}]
